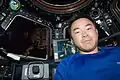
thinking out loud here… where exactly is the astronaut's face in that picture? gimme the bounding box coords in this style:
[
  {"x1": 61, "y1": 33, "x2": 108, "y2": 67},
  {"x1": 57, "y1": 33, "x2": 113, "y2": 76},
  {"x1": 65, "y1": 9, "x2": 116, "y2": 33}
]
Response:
[{"x1": 71, "y1": 18, "x2": 98, "y2": 53}]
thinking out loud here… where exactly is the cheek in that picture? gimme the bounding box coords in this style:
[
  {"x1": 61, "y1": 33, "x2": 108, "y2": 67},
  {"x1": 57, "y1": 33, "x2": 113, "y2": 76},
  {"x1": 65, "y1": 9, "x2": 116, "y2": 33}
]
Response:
[
  {"x1": 72, "y1": 36, "x2": 82, "y2": 45},
  {"x1": 72, "y1": 34, "x2": 81, "y2": 40},
  {"x1": 90, "y1": 32, "x2": 98, "y2": 41}
]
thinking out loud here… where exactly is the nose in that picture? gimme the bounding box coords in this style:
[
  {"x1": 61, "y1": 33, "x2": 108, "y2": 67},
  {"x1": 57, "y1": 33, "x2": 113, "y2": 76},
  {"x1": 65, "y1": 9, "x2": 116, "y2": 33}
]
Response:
[{"x1": 82, "y1": 31, "x2": 88, "y2": 37}]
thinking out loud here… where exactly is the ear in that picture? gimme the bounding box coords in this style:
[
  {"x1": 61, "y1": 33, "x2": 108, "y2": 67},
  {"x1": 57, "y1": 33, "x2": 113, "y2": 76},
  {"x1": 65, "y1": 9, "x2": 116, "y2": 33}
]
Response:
[
  {"x1": 96, "y1": 29, "x2": 98, "y2": 33},
  {"x1": 71, "y1": 39, "x2": 74, "y2": 44},
  {"x1": 96, "y1": 29, "x2": 99, "y2": 36}
]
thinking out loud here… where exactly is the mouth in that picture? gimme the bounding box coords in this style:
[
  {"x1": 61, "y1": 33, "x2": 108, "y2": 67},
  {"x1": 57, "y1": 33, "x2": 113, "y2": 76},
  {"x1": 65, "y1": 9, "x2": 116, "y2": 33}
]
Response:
[{"x1": 83, "y1": 39, "x2": 91, "y2": 43}]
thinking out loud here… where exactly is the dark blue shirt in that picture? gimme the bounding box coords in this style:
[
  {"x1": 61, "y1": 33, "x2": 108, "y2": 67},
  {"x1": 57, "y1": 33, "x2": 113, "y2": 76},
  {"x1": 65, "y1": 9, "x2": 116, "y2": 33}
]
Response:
[{"x1": 54, "y1": 47, "x2": 120, "y2": 80}]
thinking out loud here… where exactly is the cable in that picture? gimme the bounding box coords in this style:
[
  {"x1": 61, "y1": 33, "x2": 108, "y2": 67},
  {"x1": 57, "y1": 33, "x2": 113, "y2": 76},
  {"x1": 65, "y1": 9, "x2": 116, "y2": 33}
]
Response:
[
  {"x1": 0, "y1": 48, "x2": 20, "y2": 61},
  {"x1": 98, "y1": 32, "x2": 120, "y2": 43}
]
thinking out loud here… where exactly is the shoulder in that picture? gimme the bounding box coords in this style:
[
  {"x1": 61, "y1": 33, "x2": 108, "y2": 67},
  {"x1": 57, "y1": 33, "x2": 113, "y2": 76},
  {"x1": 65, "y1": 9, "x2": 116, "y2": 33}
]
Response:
[
  {"x1": 54, "y1": 53, "x2": 79, "y2": 80},
  {"x1": 100, "y1": 46, "x2": 120, "y2": 55},
  {"x1": 56, "y1": 52, "x2": 80, "y2": 72},
  {"x1": 59, "y1": 52, "x2": 80, "y2": 67},
  {"x1": 100, "y1": 46, "x2": 120, "y2": 51}
]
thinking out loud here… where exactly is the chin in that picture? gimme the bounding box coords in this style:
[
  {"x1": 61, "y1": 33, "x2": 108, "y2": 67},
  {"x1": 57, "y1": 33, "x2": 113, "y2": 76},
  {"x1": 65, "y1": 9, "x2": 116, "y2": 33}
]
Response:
[{"x1": 80, "y1": 45, "x2": 97, "y2": 52}]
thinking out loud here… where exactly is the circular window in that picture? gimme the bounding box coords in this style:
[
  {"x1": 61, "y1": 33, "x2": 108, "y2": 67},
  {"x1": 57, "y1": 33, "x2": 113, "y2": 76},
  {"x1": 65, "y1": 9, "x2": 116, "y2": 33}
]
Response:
[
  {"x1": 43, "y1": 0, "x2": 78, "y2": 5},
  {"x1": 34, "y1": 0, "x2": 93, "y2": 14}
]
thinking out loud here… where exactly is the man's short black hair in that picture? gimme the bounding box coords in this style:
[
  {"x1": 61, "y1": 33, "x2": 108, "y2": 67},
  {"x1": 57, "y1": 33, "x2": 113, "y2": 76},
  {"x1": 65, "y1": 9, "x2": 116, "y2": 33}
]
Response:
[{"x1": 68, "y1": 14, "x2": 96, "y2": 26}]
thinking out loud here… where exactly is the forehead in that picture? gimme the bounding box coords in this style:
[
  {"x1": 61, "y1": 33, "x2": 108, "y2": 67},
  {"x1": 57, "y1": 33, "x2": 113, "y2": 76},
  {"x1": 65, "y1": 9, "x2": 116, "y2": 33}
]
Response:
[{"x1": 71, "y1": 18, "x2": 94, "y2": 29}]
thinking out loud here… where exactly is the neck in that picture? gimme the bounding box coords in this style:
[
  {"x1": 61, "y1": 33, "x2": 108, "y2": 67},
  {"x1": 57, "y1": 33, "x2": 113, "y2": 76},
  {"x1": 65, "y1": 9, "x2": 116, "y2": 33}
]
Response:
[{"x1": 80, "y1": 47, "x2": 98, "y2": 54}]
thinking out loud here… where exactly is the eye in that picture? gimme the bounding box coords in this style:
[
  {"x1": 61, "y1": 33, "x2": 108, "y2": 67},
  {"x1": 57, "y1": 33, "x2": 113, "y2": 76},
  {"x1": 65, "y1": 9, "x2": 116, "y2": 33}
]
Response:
[
  {"x1": 87, "y1": 27, "x2": 92, "y2": 30},
  {"x1": 74, "y1": 30, "x2": 81, "y2": 34},
  {"x1": 73, "y1": 28, "x2": 81, "y2": 34},
  {"x1": 75, "y1": 31, "x2": 80, "y2": 34},
  {"x1": 86, "y1": 24, "x2": 93, "y2": 30}
]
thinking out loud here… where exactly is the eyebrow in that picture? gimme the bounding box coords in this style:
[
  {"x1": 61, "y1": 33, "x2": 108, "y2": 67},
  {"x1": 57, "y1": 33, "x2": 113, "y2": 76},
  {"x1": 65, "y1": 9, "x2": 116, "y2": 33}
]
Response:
[
  {"x1": 73, "y1": 23, "x2": 92, "y2": 31},
  {"x1": 73, "y1": 28, "x2": 80, "y2": 32},
  {"x1": 85, "y1": 23, "x2": 92, "y2": 27}
]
